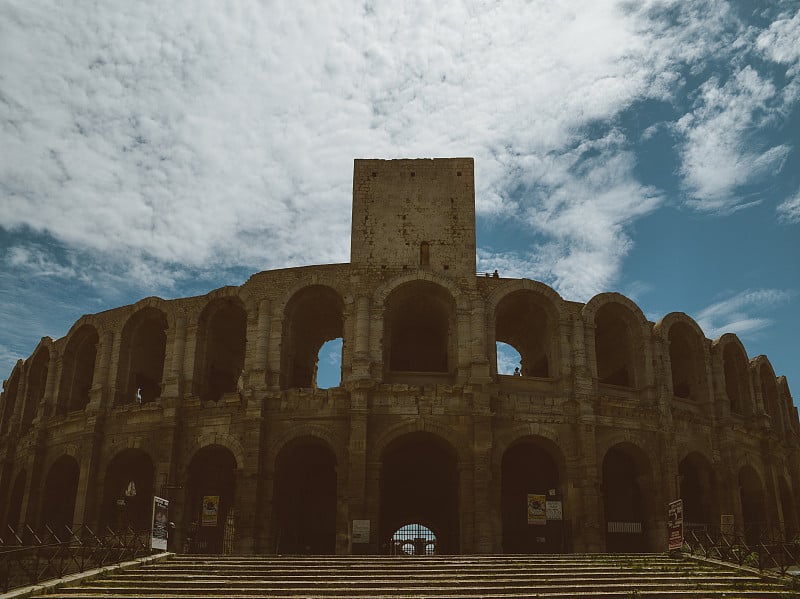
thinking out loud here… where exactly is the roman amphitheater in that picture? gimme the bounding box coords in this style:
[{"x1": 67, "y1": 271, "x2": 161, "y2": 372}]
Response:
[{"x1": 0, "y1": 158, "x2": 797, "y2": 556}]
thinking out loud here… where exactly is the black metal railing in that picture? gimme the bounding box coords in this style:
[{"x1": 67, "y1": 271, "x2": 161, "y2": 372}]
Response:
[
  {"x1": 0, "y1": 524, "x2": 157, "y2": 593},
  {"x1": 683, "y1": 524, "x2": 800, "y2": 576}
]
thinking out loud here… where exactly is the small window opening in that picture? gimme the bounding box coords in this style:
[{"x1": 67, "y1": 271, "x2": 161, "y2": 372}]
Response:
[
  {"x1": 443, "y1": 264, "x2": 449, "y2": 270},
  {"x1": 391, "y1": 523, "x2": 437, "y2": 555},
  {"x1": 420, "y1": 241, "x2": 430, "y2": 267},
  {"x1": 456, "y1": 171, "x2": 462, "y2": 177},
  {"x1": 316, "y1": 338, "x2": 343, "y2": 389},
  {"x1": 496, "y1": 342, "x2": 523, "y2": 376},
  {"x1": 410, "y1": 171, "x2": 415, "y2": 177}
]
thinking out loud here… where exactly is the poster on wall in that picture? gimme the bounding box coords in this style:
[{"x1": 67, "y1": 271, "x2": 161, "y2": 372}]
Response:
[
  {"x1": 668, "y1": 499, "x2": 683, "y2": 551},
  {"x1": 527, "y1": 494, "x2": 546, "y2": 525},
  {"x1": 202, "y1": 495, "x2": 220, "y2": 527},
  {"x1": 151, "y1": 496, "x2": 169, "y2": 551}
]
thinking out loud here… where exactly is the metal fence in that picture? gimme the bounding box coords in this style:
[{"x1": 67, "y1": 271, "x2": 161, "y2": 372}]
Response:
[
  {"x1": 682, "y1": 524, "x2": 800, "y2": 576},
  {"x1": 0, "y1": 524, "x2": 157, "y2": 593}
]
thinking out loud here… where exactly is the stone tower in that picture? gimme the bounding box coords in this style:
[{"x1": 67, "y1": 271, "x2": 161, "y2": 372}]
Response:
[{"x1": 350, "y1": 158, "x2": 476, "y2": 276}]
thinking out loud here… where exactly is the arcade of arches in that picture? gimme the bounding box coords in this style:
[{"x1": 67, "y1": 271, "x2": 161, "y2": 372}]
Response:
[{"x1": 1, "y1": 158, "x2": 798, "y2": 555}]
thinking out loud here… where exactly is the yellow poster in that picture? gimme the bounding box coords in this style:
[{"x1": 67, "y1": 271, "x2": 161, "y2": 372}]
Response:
[
  {"x1": 527, "y1": 493, "x2": 546, "y2": 525},
  {"x1": 202, "y1": 495, "x2": 219, "y2": 527}
]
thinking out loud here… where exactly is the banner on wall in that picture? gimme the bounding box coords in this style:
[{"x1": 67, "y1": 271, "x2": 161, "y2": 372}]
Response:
[
  {"x1": 151, "y1": 496, "x2": 169, "y2": 551},
  {"x1": 668, "y1": 499, "x2": 684, "y2": 551},
  {"x1": 202, "y1": 495, "x2": 220, "y2": 527},
  {"x1": 527, "y1": 494, "x2": 546, "y2": 525}
]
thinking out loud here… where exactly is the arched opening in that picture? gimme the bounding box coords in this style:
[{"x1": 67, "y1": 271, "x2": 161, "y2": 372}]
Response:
[
  {"x1": 501, "y1": 438, "x2": 564, "y2": 553},
  {"x1": 678, "y1": 453, "x2": 719, "y2": 529},
  {"x1": 759, "y1": 364, "x2": 783, "y2": 434},
  {"x1": 668, "y1": 323, "x2": 706, "y2": 400},
  {"x1": 739, "y1": 465, "x2": 766, "y2": 545},
  {"x1": 380, "y1": 432, "x2": 459, "y2": 553},
  {"x1": 0, "y1": 368, "x2": 21, "y2": 435},
  {"x1": 185, "y1": 445, "x2": 237, "y2": 554},
  {"x1": 594, "y1": 303, "x2": 639, "y2": 388},
  {"x1": 101, "y1": 449, "x2": 154, "y2": 531},
  {"x1": 384, "y1": 281, "x2": 455, "y2": 374},
  {"x1": 723, "y1": 343, "x2": 750, "y2": 416},
  {"x1": 390, "y1": 523, "x2": 437, "y2": 555},
  {"x1": 6, "y1": 470, "x2": 27, "y2": 529},
  {"x1": 41, "y1": 455, "x2": 80, "y2": 529},
  {"x1": 115, "y1": 308, "x2": 167, "y2": 405},
  {"x1": 194, "y1": 299, "x2": 247, "y2": 402},
  {"x1": 316, "y1": 338, "x2": 343, "y2": 389},
  {"x1": 57, "y1": 325, "x2": 99, "y2": 414},
  {"x1": 495, "y1": 290, "x2": 555, "y2": 378},
  {"x1": 602, "y1": 443, "x2": 653, "y2": 552},
  {"x1": 778, "y1": 476, "x2": 797, "y2": 541},
  {"x1": 496, "y1": 342, "x2": 522, "y2": 375},
  {"x1": 22, "y1": 348, "x2": 49, "y2": 433},
  {"x1": 273, "y1": 438, "x2": 337, "y2": 554},
  {"x1": 420, "y1": 241, "x2": 430, "y2": 267},
  {"x1": 281, "y1": 286, "x2": 344, "y2": 390}
]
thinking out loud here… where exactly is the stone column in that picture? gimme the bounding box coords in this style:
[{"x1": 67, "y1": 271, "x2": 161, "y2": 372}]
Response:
[
  {"x1": 459, "y1": 459, "x2": 475, "y2": 553},
  {"x1": 347, "y1": 387, "x2": 369, "y2": 553},
  {"x1": 39, "y1": 350, "x2": 59, "y2": 424},
  {"x1": 351, "y1": 295, "x2": 371, "y2": 380},
  {"x1": 161, "y1": 316, "x2": 186, "y2": 399},
  {"x1": 182, "y1": 323, "x2": 199, "y2": 397},
  {"x1": 250, "y1": 299, "x2": 271, "y2": 391},
  {"x1": 571, "y1": 312, "x2": 604, "y2": 551},
  {"x1": 472, "y1": 420, "x2": 493, "y2": 553},
  {"x1": 88, "y1": 331, "x2": 113, "y2": 412}
]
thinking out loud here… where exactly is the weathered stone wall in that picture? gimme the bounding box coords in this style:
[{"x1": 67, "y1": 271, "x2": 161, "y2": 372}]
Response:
[{"x1": 0, "y1": 158, "x2": 798, "y2": 556}]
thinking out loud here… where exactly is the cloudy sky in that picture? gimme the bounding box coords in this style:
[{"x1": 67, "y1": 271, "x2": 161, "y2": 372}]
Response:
[{"x1": 1, "y1": 1, "x2": 798, "y2": 398}]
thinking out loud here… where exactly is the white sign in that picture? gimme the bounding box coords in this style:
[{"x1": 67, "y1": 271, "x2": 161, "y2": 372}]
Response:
[
  {"x1": 545, "y1": 500, "x2": 563, "y2": 521},
  {"x1": 151, "y1": 496, "x2": 169, "y2": 551},
  {"x1": 352, "y1": 519, "x2": 370, "y2": 544}
]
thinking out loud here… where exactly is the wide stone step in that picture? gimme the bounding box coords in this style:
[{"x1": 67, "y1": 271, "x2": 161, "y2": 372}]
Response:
[{"x1": 23, "y1": 553, "x2": 797, "y2": 598}]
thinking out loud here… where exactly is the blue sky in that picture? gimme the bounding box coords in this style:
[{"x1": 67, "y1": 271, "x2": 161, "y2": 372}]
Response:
[{"x1": 1, "y1": 1, "x2": 798, "y2": 400}]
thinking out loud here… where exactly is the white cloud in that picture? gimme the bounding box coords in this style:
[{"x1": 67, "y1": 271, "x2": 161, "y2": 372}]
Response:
[
  {"x1": 757, "y1": 9, "x2": 800, "y2": 75},
  {"x1": 777, "y1": 192, "x2": 800, "y2": 224},
  {"x1": 0, "y1": 0, "x2": 701, "y2": 300},
  {"x1": 677, "y1": 67, "x2": 790, "y2": 211},
  {"x1": 0, "y1": 0, "x2": 795, "y2": 308},
  {"x1": 694, "y1": 289, "x2": 795, "y2": 340}
]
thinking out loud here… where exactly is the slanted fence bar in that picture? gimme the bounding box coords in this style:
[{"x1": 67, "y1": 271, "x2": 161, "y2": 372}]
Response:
[{"x1": 0, "y1": 524, "x2": 157, "y2": 592}]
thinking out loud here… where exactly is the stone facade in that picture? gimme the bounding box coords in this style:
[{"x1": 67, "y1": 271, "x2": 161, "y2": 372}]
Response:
[{"x1": 1, "y1": 158, "x2": 798, "y2": 555}]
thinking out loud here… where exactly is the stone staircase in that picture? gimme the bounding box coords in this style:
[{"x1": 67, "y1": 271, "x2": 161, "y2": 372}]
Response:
[{"x1": 27, "y1": 553, "x2": 797, "y2": 598}]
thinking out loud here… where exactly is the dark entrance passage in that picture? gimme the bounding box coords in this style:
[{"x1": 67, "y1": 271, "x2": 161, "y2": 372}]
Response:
[
  {"x1": 380, "y1": 432, "x2": 459, "y2": 554},
  {"x1": 501, "y1": 438, "x2": 564, "y2": 553},
  {"x1": 602, "y1": 443, "x2": 653, "y2": 552},
  {"x1": 273, "y1": 438, "x2": 337, "y2": 554},
  {"x1": 739, "y1": 466, "x2": 766, "y2": 545},
  {"x1": 679, "y1": 453, "x2": 719, "y2": 529},
  {"x1": 41, "y1": 455, "x2": 80, "y2": 529},
  {"x1": 185, "y1": 445, "x2": 237, "y2": 554},
  {"x1": 101, "y1": 449, "x2": 154, "y2": 531}
]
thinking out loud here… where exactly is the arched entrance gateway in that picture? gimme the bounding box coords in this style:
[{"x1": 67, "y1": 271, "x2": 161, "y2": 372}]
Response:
[
  {"x1": 501, "y1": 438, "x2": 564, "y2": 553},
  {"x1": 41, "y1": 455, "x2": 80, "y2": 529},
  {"x1": 379, "y1": 432, "x2": 459, "y2": 554},
  {"x1": 101, "y1": 449, "x2": 154, "y2": 531},
  {"x1": 679, "y1": 453, "x2": 719, "y2": 530},
  {"x1": 273, "y1": 437, "x2": 337, "y2": 554},
  {"x1": 602, "y1": 443, "x2": 656, "y2": 552},
  {"x1": 185, "y1": 445, "x2": 237, "y2": 554}
]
